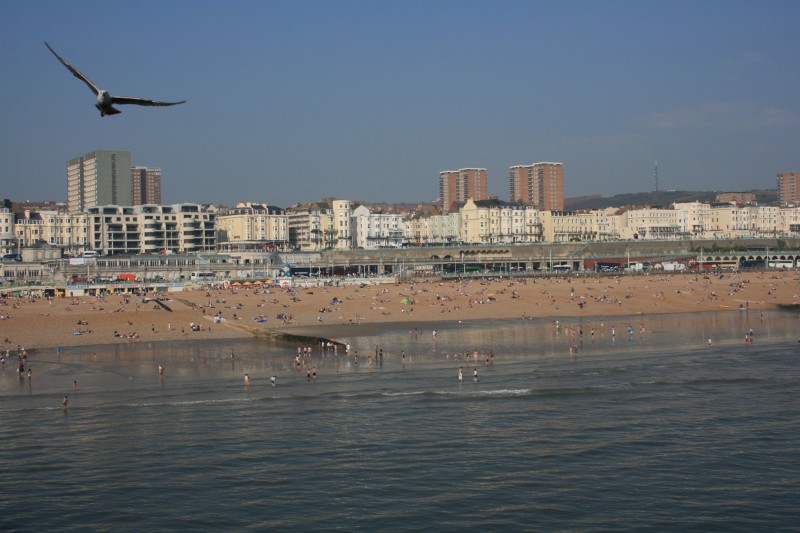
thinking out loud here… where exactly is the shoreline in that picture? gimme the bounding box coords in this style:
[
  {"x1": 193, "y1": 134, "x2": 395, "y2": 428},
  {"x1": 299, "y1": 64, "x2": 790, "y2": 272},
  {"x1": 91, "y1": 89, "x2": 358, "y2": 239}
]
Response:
[{"x1": 2, "y1": 271, "x2": 797, "y2": 353}]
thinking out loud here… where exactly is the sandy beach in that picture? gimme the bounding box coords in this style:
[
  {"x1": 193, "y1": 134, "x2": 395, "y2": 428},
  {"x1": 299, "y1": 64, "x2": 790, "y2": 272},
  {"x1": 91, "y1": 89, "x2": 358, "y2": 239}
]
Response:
[{"x1": 1, "y1": 270, "x2": 798, "y2": 352}]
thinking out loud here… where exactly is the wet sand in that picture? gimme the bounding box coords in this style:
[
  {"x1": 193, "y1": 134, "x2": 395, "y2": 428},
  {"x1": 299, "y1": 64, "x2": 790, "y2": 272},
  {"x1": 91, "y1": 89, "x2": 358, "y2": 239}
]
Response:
[{"x1": 1, "y1": 271, "x2": 798, "y2": 353}]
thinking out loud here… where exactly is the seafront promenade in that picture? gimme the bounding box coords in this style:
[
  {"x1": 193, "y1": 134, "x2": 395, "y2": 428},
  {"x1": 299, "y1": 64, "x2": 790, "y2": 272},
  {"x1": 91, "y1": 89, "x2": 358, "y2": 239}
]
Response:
[{"x1": 3, "y1": 237, "x2": 800, "y2": 288}]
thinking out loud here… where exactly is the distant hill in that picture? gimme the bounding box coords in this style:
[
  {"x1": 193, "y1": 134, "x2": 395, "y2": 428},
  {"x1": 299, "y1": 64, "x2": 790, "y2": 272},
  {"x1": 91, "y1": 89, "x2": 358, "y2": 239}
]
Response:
[{"x1": 565, "y1": 190, "x2": 777, "y2": 210}]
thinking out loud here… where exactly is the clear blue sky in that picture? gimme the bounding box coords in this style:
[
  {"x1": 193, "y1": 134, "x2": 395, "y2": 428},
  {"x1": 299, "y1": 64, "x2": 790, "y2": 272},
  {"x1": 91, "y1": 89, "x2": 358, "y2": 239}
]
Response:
[{"x1": 2, "y1": 0, "x2": 799, "y2": 207}]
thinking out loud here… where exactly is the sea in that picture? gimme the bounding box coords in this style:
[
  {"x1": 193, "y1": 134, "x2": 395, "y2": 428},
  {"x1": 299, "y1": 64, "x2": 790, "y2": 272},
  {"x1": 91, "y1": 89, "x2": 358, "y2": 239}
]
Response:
[{"x1": 1, "y1": 310, "x2": 798, "y2": 532}]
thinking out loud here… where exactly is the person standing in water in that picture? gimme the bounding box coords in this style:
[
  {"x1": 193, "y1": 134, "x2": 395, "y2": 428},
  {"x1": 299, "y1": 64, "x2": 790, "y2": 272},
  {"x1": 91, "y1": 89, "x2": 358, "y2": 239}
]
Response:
[
  {"x1": 458, "y1": 367, "x2": 463, "y2": 383},
  {"x1": 62, "y1": 395, "x2": 69, "y2": 409}
]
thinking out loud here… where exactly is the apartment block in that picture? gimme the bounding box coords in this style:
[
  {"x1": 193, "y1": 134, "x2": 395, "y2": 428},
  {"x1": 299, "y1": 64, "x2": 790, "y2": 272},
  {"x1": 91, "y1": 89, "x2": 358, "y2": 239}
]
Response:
[
  {"x1": 439, "y1": 168, "x2": 488, "y2": 213},
  {"x1": 67, "y1": 150, "x2": 132, "y2": 213},
  {"x1": 85, "y1": 204, "x2": 215, "y2": 255},
  {"x1": 509, "y1": 162, "x2": 564, "y2": 211},
  {"x1": 131, "y1": 167, "x2": 162, "y2": 205},
  {"x1": 777, "y1": 172, "x2": 800, "y2": 206}
]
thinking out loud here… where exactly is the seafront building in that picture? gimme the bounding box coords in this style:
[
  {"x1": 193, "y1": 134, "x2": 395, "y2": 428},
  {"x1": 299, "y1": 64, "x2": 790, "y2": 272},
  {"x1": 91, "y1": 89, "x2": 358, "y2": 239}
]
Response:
[
  {"x1": 460, "y1": 199, "x2": 541, "y2": 244},
  {"x1": 539, "y1": 210, "x2": 597, "y2": 242},
  {"x1": 509, "y1": 162, "x2": 565, "y2": 211},
  {"x1": 7, "y1": 201, "x2": 800, "y2": 256},
  {"x1": 620, "y1": 207, "x2": 687, "y2": 240},
  {"x1": 710, "y1": 205, "x2": 779, "y2": 239},
  {"x1": 777, "y1": 172, "x2": 800, "y2": 206},
  {"x1": 779, "y1": 207, "x2": 800, "y2": 237},
  {"x1": 351, "y1": 205, "x2": 404, "y2": 249},
  {"x1": 131, "y1": 167, "x2": 162, "y2": 205},
  {"x1": 438, "y1": 168, "x2": 488, "y2": 213},
  {"x1": 1, "y1": 208, "x2": 16, "y2": 255},
  {"x1": 404, "y1": 211, "x2": 461, "y2": 246},
  {"x1": 284, "y1": 200, "x2": 352, "y2": 251},
  {"x1": 673, "y1": 201, "x2": 713, "y2": 238},
  {"x1": 13, "y1": 210, "x2": 89, "y2": 252},
  {"x1": 67, "y1": 150, "x2": 132, "y2": 214},
  {"x1": 285, "y1": 202, "x2": 338, "y2": 251},
  {"x1": 215, "y1": 202, "x2": 288, "y2": 250},
  {"x1": 85, "y1": 204, "x2": 215, "y2": 255},
  {"x1": 331, "y1": 199, "x2": 353, "y2": 250}
]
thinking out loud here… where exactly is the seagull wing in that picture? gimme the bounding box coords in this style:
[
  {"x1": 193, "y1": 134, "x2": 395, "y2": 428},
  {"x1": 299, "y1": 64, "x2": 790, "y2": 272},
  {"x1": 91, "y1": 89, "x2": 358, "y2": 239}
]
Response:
[
  {"x1": 44, "y1": 41, "x2": 100, "y2": 96},
  {"x1": 111, "y1": 96, "x2": 186, "y2": 107}
]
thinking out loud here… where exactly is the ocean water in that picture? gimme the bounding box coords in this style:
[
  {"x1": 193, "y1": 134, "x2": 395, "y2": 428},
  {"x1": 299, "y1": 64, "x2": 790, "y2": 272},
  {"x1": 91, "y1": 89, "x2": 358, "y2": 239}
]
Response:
[{"x1": 1, "y1": 311, "x2": 799, "y2": 531}]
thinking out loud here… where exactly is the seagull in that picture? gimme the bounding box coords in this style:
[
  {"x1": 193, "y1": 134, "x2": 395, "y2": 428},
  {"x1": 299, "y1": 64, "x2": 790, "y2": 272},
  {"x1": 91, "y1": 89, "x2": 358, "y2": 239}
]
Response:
[{"x1": 45, "y1": 41, "x2": 186, "y2": 116}]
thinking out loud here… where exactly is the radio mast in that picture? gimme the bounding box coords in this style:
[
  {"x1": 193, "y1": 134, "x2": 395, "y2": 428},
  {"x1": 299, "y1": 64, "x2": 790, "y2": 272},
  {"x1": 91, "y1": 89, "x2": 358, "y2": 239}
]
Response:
[{"x1": 653, "y1": 159, "x2": 659, "y2": 192}]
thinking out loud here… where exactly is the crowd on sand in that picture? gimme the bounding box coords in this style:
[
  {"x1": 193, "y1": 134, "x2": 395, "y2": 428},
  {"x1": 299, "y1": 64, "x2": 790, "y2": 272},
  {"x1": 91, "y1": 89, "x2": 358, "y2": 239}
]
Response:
[{"x1": 1, "y1": 270, "x2": 798, "y2": 353}]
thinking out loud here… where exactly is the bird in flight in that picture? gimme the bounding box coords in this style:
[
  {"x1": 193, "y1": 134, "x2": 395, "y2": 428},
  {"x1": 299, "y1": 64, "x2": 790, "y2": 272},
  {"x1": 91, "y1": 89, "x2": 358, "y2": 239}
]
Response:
[{"x1": 45, "y1": 41, "x2": 186, "y2": 116}]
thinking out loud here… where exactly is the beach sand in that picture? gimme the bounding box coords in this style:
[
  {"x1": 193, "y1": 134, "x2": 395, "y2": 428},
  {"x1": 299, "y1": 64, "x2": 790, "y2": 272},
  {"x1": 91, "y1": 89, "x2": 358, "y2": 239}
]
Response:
[{"x1": 1, "y1": 271, "x2": 798, "y2": 352}]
